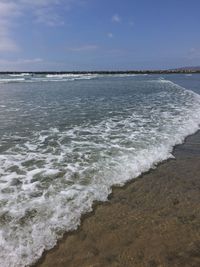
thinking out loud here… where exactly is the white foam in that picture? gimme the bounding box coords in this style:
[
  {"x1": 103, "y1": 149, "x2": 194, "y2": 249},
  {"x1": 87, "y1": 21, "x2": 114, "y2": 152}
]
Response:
[
  {"x1": 0, "y1": 73, "x2": 139, "y2": 84},
  {"x1": 46, "y1": 74, "x2": 81, "y2": 78},
  {"x1": 45, "y1": 73, "x2": 99, "y2": 81},
  {"x1": 0, "y1": 78, "x2": 200, "y2": 267},
  {"x1": 0, "y1": 78, "x2": 25, "y2": 83},
  {"x1": 9, "y1": 73, "x2": 31, "y2": 77}
]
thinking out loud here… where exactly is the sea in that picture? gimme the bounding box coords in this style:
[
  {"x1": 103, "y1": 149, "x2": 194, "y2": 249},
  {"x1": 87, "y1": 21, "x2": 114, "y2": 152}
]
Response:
[{"x1": 0, "y1": 73, "x2": 200, "y2": 267}]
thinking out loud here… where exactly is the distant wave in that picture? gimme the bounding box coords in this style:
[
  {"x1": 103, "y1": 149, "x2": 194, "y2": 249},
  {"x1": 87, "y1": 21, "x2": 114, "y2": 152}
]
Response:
[
  {"x1": 0, "y1": 78, "x2": 26, "y2": 83},
  {"x1": 0, "y1": 73, "x2": 139, "y2": 84},
  {"x1": 9, "y1": 73, "x2": 31, "y2": 77}
]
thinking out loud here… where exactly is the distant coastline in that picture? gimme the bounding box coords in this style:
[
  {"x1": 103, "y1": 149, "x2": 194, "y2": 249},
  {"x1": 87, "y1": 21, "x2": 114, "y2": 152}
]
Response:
[{"x1": 0, "y1": 67, "x2": 200, "y2": 75}]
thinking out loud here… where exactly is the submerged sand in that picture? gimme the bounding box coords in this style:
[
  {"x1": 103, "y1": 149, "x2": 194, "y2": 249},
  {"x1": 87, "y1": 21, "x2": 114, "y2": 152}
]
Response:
[{"x1": 34, "y1": 131, "x2": 200, "y2": 267}]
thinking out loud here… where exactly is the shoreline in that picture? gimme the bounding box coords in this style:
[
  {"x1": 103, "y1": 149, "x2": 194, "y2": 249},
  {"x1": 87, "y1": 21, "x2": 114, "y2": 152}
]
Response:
[
  {"x1": 1, "y1": 71, "x2": 200, "y2": 75},
  {"x1": 33, "y1": 130, "x2": 200, "y2": 267}
]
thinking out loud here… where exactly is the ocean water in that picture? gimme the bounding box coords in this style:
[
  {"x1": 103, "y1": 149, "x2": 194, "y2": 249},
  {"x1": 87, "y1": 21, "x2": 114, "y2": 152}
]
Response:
[{"x1": 0, "y1": 73, "x2": 200, "y2": 267}]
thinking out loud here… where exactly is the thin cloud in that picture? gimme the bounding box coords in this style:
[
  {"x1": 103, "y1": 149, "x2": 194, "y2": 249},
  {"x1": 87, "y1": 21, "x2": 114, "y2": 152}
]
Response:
[
  {"x1": 0, "y1": 1, "x2": 20, "y2": 52},
  {"x1": 107, "y1": 32, "x2": 113, "y2": 38},
  {"x1": 0, "y1": 0, "x2": 81, "y2": 52},
  {"x1": 20, "y1": 0, "x2": 66, "y2": 26},
  {"x1": 20, "y1": 0, "x2": 61, "y2": 6},
  {"x1": 112, "y1": 14, "x2": 121, "y2": 23},
  {"x1": 0, "y1": 58, "x2": 43, "y2": 64},
  {"x1": 0, "y1": 36, "x2": 18, "y2": 52},
  {"x1": 66, "y1": 45, "x2": 99, "y2": 52},
  {"x1": 19, "y1": 0, "x2": 84, "y2": 26},
  {"x1": 0, "y1": 57, "x2": 44, "y2": 71},
  {"x1": 0, "y1": 57, "x2": 76, "y2": 71},
  {"x1": 187, "y1": 48, "x2": 200, "y2": 59},
  {"x1": 17, "y1": 58, "x2": 44, "y2": 64},
  {"x1": 0, "y1": 1, "x2": 20, "y2": 17},
  {"x1": 34, "y1": 8, "x2": 64, "y2": 26}
]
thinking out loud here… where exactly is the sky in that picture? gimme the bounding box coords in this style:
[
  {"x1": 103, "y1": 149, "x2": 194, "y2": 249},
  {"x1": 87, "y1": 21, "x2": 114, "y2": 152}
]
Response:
[{"x1": 0, "y1": 0, "x2": 199, "y2": 71}]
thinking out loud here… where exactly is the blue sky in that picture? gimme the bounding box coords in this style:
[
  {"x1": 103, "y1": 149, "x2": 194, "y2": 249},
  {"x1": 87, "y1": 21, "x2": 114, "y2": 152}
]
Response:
[{"x1": 0, "y1": 0, "x2": 199, "y2": 71}]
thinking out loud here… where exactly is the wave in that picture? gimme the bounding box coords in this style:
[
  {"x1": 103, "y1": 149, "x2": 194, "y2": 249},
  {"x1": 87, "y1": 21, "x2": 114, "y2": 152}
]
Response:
[
  {"x1": 9, "y1": 73, "x2": 31, "y2": 77},
  {"x1": 0, "y1": 78, "x2": 26, "y2": 83},
  {"x1": 0, "y1": 73, "x2": 139, "y2": 84},
  {"x1": 0, "y1": 79, "x2": 200, "y2": 267},
  {"x1": 46, "y1": 73, "x2": 96, "y2": 78},
  {"x1": 0, "y1": 74, "x2": 98, "y2": 84}
]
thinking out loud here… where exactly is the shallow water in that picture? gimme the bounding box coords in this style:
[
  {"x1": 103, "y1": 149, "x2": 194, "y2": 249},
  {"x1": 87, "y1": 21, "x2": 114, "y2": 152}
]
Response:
[{"x1": 0, "y1": 73, "x2": 200, "y2": 267}]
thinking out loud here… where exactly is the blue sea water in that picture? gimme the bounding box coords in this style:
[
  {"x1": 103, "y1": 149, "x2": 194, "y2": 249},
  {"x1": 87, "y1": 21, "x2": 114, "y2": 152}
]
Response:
[{"x1": 0, "y1": 73, "x2": 200, "y2": 267}]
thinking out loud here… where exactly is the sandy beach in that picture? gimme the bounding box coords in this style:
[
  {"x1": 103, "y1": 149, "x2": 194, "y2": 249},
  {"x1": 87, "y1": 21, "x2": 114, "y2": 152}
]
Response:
[{"x1": 33, "y1": 130, "x2": 200, "y2": 267}]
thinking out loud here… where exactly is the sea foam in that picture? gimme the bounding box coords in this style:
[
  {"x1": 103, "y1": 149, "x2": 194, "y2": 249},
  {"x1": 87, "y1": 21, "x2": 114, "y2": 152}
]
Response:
[{"x1": 0, "y1": 77, "x2": 200, "y2": 267}]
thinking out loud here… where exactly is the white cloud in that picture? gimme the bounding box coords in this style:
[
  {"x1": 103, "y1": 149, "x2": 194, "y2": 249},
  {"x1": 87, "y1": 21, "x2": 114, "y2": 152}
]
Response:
[
  {"x1": 0, "y1": 1, "x2": 20, "y2": 52},
  {"x1": 112, "y1": 14, "x2": 121, "y2": 23},
  {"x1": 0, "y1": 1, "x2": 20, "y2": 16},
  {"x1": 19, "y1": 0, "x2": 85, "y2": 26},
  {"x1": 34, "y1": 7, "x2": 64, "y2": 26},
  {"x1": 19, "y1": 0, "x2": 67, "y2": 26},
  {"x1": 0, "y1": 0, "x2": 81, "y2": 52}
]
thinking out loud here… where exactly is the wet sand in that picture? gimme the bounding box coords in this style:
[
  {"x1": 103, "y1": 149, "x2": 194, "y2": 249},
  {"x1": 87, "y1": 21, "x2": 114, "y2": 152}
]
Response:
[{"x1": 34, "y1": 131, "x2": 200, "y2": 267}]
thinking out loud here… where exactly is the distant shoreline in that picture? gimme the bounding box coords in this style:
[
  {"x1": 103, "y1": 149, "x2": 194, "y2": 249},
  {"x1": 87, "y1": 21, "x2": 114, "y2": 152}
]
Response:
[{"x1": 0, "y1": 70, "x2": 200, "y2": 75}]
